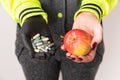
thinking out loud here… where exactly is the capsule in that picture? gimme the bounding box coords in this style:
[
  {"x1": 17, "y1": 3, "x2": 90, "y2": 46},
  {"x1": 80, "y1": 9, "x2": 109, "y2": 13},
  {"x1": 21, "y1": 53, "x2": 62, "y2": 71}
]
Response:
[
  {"x1": 35, "y1": 42, "x2": 43, "y2": 46},
  {"x1": 32, "y1": 42, "x2": 36, "y2": 49},
  {"x1": 37, "y1": 46, "x2": 42, "y2": 49},
  {"x1": 40, "y1": 47, "x2": 48, "y2": 52},
  {"x1": 50, "y1": 43, "x2": 54, "y2": 47},
  {"x1": 41, "y1": 36, "x2": 46, "y2": 39},
  {"x1": 48, "y1": 47, "x2": 51, "y2": 50},
  {"x1": 33, "y1": 33, "x2": 40, "y2": 39},
  {"x1": 33, "y1": 38, "x2": 41, "y2": 43},
  {"x1": 47, "y1": 41, "x2": 51, "y2": 44},
  {"x1": 34, "y1": 49, "x2": 40, "y2": 53},
  {"x1": 45, "y1": 46, "x2": 49, "y2": 50},
  {"x1": 42, "y1": 37, "x2": 49, "y2": 42}
]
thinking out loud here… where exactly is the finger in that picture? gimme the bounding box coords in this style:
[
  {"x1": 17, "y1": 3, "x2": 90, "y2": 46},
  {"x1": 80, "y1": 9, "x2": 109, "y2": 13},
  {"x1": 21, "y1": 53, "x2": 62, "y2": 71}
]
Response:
[
  {"x1": 66, "y1": 52, "x2": 71, "y2": 57},
  {"x1": 21, "y1": 34, "x2": 33, "y2": 51},
  {"x1": 21, "y1": 33, "x2": 35, "y2": 58},
  {"x1": 91, "y1": 26, "x2": 102, "y2": 48},
  {"x1": 66, "y1": 53, "x2": 72, "y2": 59},
  {"x1": 66, "y1": 53, "x2": 83, "y2": 63},
  {"x1": 78, "y1": 55, "x2": 91, "y2": 63},
  {"x1": 61, "y1": 45, "x2": 66, "y2": 51},
  {"x1": 70, "y1": 55, "x2": 82, "y2": 63},
  {"x1": 73, "y1": 57, "x2": 83, "y2": 63},
  {"x1": 78, "y1": 48, "x2": 96, "y2": 62},
  {"x1": 91, "y1": 42, "x2": 97, "y2": 50}
]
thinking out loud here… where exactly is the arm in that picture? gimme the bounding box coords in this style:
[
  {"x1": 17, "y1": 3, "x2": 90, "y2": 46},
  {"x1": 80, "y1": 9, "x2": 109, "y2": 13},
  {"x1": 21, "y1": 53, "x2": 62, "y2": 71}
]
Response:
[{"x1": 0, "y1": 0, "x2": 48, "y2": 26}]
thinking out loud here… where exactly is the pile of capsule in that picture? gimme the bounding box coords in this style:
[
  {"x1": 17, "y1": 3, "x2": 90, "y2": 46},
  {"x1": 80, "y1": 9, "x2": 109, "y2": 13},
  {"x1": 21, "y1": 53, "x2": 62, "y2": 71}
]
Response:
[{"x1": 31, "y1": 33, "x2": 54, "y2": 53}]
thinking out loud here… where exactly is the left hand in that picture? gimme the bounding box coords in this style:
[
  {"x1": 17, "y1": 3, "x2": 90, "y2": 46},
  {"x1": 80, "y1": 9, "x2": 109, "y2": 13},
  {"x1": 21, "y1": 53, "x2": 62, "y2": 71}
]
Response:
[{"x1": 61, "y1": 12, "x2": 103, "y2": 63}]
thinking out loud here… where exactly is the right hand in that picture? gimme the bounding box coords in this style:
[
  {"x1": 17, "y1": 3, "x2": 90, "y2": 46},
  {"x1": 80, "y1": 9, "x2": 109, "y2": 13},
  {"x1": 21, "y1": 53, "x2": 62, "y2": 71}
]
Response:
[{"x1": 20, "y1": 16, "x2": 56, "y2": 60}]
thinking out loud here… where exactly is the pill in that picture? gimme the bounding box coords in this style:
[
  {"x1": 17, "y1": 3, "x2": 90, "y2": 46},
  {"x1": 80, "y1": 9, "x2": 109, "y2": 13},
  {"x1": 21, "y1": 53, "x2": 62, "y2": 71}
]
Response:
[
  {"x1": 45, "y1": 46, "x2": 49, "y2": 50},
  {"x1": 35, "y1": 37, "x2": 41, "y2": 41},
  {"x1": 47, "y1": 41, "x2": 51, "y2": 44},
  {"x1": 35, "y1": 42, "x2": 43, "y2": 46},
  {"x1": 50, "y1": 43, "x2": 54, "y2": 47},
  {"x1": 42, "y1": 37, "x2": 49, "y2": 41},
  {"x1": 32, "y1": 42, "x2": 36, "y2": 49},
  {"x1": 33, "y1": 33, "x2": 40, "y2": 39},
  {"x1": 37, "y1": 45, "x2": 47, "y2": 52},
  {"x1": 41, "y1": 36, "x2": 46, "y2": 39},
  {"x1": 48, "y1": 47, "x2": 51, "y2": 50},
  {"x1": 40, "y1": 47, "x2": 48, "y2": 52},
  {"x1": 33, "y1": 38, "x2": 41, "y2": 43},
  {"x1": 37, "y1": 46, "x2": 42, "y2": 49},
  {"x1": 34, "y1": 49, "x2": 40, "y2": 53}
]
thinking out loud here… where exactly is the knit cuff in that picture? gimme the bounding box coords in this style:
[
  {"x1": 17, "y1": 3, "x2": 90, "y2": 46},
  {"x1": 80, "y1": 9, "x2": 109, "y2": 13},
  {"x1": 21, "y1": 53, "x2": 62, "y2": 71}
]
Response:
[
  {"x1": 15, "y1": 1, "x2": 48, "y2": 26},
  {"x1": 74, "y1": 3, "x2": 103, "y2": 22}
]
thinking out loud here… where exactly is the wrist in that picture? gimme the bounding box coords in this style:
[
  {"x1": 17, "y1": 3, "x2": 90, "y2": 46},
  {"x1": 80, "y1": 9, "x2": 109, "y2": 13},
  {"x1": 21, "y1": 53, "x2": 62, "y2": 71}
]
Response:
[
  {"x1": 78, "y1": 11, "x2": 98, "y2": 20},
  {"x1": 74, "y1": 9, "x2": 101, "y2": 22}
]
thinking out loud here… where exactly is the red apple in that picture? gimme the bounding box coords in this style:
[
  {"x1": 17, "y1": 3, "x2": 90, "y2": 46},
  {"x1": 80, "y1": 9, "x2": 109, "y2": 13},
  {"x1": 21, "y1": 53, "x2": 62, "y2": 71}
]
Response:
[{"x1": 63, "y1": 29, "x2": 92, "y2": 56}]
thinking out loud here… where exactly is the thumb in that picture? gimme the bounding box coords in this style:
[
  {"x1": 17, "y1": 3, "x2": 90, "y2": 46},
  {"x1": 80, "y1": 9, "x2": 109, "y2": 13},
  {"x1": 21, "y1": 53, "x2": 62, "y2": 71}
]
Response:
[
  {"x1": 91, "y1": 24, "x2": 103, "y2": 49},
  {"x1": 91, "y1": 32, "x2": 102, "y2": 49},
  {"x1": 61, "y1": 45, "x2": 66, "y2": 51},
  {"x1": 21, "y1": 33, "x2": 35, "y2": 58}
]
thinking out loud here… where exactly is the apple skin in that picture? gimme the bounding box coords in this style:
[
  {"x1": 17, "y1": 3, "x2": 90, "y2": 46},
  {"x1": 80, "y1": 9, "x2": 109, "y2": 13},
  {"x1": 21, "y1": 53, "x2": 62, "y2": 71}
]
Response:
[{"x1": 63, "y1": 29, "x2": 92, "y2": 56}]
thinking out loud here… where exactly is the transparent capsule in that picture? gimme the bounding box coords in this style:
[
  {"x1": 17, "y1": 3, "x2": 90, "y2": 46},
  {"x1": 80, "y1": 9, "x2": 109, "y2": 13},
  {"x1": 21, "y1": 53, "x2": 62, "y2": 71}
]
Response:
[
  {"x1": 35, "y1": 42, "x2": 43, "y2": 46},
  {"x1": 34, "y1": 38, "x2": 41, "y2": 43},
  {"x1": 32, "y1": 42, "x2": 36, "y2": 49}
]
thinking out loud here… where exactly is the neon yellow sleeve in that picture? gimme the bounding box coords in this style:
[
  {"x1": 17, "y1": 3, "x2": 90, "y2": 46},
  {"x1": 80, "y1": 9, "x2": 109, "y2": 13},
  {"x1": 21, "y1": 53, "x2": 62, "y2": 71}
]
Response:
[
  {"x1": 0, "y1": 0, "x2": 48, "y2": 26},
  {"x1": 74, "y1": 0, "x2": 118, "y2": 21}
]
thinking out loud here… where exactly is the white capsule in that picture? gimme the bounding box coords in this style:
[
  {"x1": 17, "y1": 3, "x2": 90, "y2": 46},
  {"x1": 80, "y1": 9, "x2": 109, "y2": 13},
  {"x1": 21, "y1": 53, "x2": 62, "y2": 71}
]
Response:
[
  {"x1": 50, "y1": 43, "x2": 54, "y2": 47},
  {"x1": 37, "y1": 46, "x2": 47, "y2": 52},
  {"x1": 48, "y1": 47, "x2": 51, "y2": 50},
  {"x1": 45, "y1": 46, "x2": 49, "y2": 50},
  {"x1": 41, "y1": 36, "x2": 46, "y2": 39},
  {"x1": 37, "y1": 46, "x2": 42, "y2": 49},
  {"x1": 47, "y1": 41, "x2": 51, "y2": 44},
  {"x1": 33, "y1": 39, "x2": 41, "y2": 43},
  {"x1": 33, "y1": 33, "x2": 40, "y2": 39},
  {"x1": 42, "y1": 38, "x2": 49, "y2": 41},
  {"x1": 34, "y1": 49, "x2": 40, "y2": 53}
]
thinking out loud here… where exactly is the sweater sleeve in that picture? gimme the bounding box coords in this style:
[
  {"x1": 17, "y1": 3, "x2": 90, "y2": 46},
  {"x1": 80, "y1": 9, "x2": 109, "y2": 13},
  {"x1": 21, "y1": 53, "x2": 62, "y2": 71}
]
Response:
[
  {"x1": 74, "y1": 0, "x2": 118, "y2": 21},
  {"x1": 0, "y1": 0, "x2": 48, "y2": 26}
]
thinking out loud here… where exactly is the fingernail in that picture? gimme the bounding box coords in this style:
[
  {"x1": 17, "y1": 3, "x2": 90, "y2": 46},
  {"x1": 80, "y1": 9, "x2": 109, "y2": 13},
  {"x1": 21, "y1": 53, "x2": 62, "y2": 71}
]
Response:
[
  {"x1": 71, "y1": 57, "x2": 76, "y2": 60},
  {"x1": 78, "y1": 58, "x2": 83, "y2": 61},
  {"x1": 92, "y1": 42, "x2": 97, "y2": 49}
]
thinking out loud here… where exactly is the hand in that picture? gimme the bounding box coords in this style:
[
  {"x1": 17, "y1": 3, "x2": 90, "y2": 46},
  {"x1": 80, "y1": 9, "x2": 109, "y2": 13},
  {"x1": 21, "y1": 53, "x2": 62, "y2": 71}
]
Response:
[
  {"x1": 20, "y1": 16, "x2": 56, "y2": 60},
  {"x1": 61, "y1": 12, "x2": 102, "y2": 63}
]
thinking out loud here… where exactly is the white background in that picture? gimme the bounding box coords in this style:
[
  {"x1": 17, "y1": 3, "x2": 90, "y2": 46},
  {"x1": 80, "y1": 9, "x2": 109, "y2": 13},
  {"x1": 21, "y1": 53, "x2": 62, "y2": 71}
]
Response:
[{"x1": 0, "y1": 1, "x2": 120, "y2": 80}]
